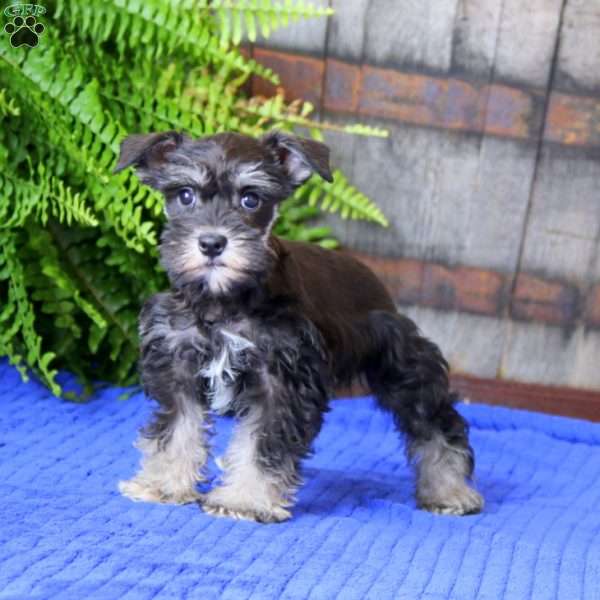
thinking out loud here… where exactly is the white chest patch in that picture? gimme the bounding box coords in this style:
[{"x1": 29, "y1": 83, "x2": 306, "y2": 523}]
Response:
[{"x1": 201, "y1": 330, "x2": 255, "y2": 413}]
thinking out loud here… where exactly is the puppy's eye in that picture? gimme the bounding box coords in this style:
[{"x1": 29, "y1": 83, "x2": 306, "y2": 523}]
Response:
[
  {"x1": 240, "y1": 193, "x2": 261, "y2": 211},
  {"x1": 177, "y1": 187, "x2": 196, "y2": 207}
]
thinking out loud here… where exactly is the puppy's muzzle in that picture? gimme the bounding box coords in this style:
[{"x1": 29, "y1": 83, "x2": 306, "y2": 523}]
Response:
[{"x1": 198, "y1": 233, "x2": 228, "y2": 258}]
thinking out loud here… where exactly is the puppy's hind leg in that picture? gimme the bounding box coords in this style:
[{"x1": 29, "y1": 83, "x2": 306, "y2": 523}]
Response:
[{"x1": 365, "y1": 311, "x2": 483, "y2": 516}]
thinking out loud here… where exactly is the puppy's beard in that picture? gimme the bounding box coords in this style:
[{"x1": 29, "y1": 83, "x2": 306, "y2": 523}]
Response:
[
  {"x1": 204, "y1": 263, "x2": 244, "y2": 295},
  {"x1": 167, "y1": 227, "x2": 255, "y2": 295}
]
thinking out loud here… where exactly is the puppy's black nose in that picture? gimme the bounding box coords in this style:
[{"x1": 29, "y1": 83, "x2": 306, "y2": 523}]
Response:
[{"x1": 198, "y1": 233, "x2": 227, "y2": 258}]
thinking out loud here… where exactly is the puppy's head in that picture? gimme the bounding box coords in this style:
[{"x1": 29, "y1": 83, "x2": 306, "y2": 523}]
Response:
[{"x1": 115, "y1": 131, "x2": 332, "y2": 296}]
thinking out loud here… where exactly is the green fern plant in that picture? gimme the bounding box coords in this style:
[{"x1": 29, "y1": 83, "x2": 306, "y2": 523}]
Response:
[{"x1": 0, "y1": 0, "x2": 388, "y2": 397}]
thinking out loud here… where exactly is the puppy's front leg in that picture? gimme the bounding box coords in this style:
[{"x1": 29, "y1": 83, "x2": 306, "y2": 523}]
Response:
[
  {"x1": 119, "y1": 294, "x2": 210, "y2": 505},
  {"x1": 202, "y1": 403, "x2": 294, "y2": 523},
  {"x1": 202, "y1": 321, "x2": 330, "y2": 523},
  {"x1": 120, "y1": 398, "x2": 208, "y2": 505}
]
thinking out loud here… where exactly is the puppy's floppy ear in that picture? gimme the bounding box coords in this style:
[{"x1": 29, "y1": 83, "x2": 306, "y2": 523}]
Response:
[
  {"x1": 261, "y1": 131, "x2": 333, "y2": 186},
  {"x1": 113, "y1": 131, "x2": 184, "y2": 174}
]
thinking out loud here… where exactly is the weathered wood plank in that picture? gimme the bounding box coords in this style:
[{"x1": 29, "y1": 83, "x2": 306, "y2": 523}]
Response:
[
  {"x1": 403, "y1": 306, "x2": 507, "y2": 379},
  {"x1": 336, "y1": 0, "x2": 568, "y2": 389},
  {"x1": 252, "y1": 1, "x2": 600, "y2": 390},
  {"x1": 253, "y1": 0, "x2": 330, "y2": 114},
  {"x1": 451, "y1": 373, "x2": 600, "y2": 421},
  {"x1": 451, "y1": 0, "x2": 505, "y2": 77},
  {"x1": 320, "y1": 0, "x2": 370, "y2": 242},
  {"x1": 252, "y1": 47, "x2": 600, "y2": 148},
  {"x1": 259, "y1": 0, "x2": 330, "y2": 54},
  {"x1": 500, "y1": 322, "x2": 600, "y2": 389},
  {"x1": 491, "y1": 0, "x2": 564, "y2": 86},
  {"x1": 325, "y1": 0, "x2": 565, "y2": 270},
  {"x1": 362, "y1": 0, "x2": 460, "y2": 71},
  {"x1": 420, "y1": 309, "x2": 600, "y2": 390},
  {"x1": 360, "y1": 0, "x2": 563, "y2": 86},
  {"x1": 340, "y1": 372, "x2": 600, "y2": 421},
  {"x1": 556, "y1": 0, "x2": 600, "y2": 93},
  {"x1": 327, "y1": 0, "x2": 370, "y2": 61},
  {"x1": 498, "y1": 0, "x2": 600, "y2": 390},
  {"x1": 325, "y1": 122, "x2": 539, "y2": 273},
  {"x1": 510, "y1": 146, "x2": 600, "y2": 283},
  {"x1": 348, "y1": 253, "x2": 600, "y2": 388}
]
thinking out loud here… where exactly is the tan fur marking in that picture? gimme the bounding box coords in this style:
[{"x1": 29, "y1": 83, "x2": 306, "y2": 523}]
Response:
[
  {"x1": 202, "y1": 407, "x2": 292, "y2": 523},
  {"x1": 413, "y1": 433, "x2": 483, "y2": 515},
  {"x1": 119, "y1": 400, "x2": 208, "y2": 504}
]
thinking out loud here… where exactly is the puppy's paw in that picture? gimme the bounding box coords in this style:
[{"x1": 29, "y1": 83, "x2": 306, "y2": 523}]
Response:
[
  {"x1": 201, "y1": 502, "x2": 290, "y2": 523},
  {"x1": 419, "y1": 484, "x2": 484, "y2": 516},
  {"x1": 119, "y1": 478, "x2": 202, "y2": 505},
  {"x1": 201, "y1": 487, "x2": 291, "y2": 523},
  {"x1": 214, "y1": 455, "x2": 228, "y2": 471}
]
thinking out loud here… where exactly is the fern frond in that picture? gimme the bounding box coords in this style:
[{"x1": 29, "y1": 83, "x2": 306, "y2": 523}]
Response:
[
  {"x1": 46, "y1": 224, "x2": 141, "y2": 384},
  {"x1": 0, "y1": 168, "x2": 98, "y2": 229},
  {"x1": 0, "y1": 0, "x2": 387, "y2": 397},
  {"x1": 55, "y1": 0, "x2": 211, "y2": 60},
  {"x1": 299, "y1": 170, "x2": 389, "y2": 226},
  {"x1": 0, "y1": 88, "x2": 20, "y2": 117},
  {"x1": 33, "y1": 165, "x2": 99, "y2": 227},
  {"x1": 238, "y1": 94, "x2": 389, "y2": 137},
  {"x1": 0, "y1": 233, "x2": 60, "y2": 396},
  {"x1": 275, "y1": 195, "x2": 339, "y2": 248},
  {"x1": 21, "y1": 226, "x2": 101, "y2": 359},
  {"x1": 208, "y1": 0, "x2": 333, "y2": 44},
  {"x1": 1, "y1": 45, "x2": 159, "y2": 252}
]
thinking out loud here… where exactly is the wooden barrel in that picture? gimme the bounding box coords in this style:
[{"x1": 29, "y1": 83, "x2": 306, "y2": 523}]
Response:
[{"x1": 246, "y1": 0, "x2": 600, "y2": 416}]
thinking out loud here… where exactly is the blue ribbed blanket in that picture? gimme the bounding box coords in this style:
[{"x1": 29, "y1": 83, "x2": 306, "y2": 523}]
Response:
[{"x1": 1, "y1": 360, "x2": 599, "y2": 600}]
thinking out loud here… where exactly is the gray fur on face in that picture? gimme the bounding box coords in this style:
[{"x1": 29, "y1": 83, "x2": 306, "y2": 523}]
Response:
[
  {"x1": 159, "y1": 205, "x2": 273, "y2": 296},
  {"x1": 136, "y1": 134, "x2": 296, "y2": 297},
  {"x1": 115, "y1": 131, "x2": 333, "y2": 298}
]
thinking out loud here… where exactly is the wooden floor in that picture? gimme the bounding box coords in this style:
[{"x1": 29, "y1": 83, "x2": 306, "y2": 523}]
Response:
[
  {"x1": 451, "y1": 374, "x2": 600, "y2": 422},
  {"x1": 337, "y1": 375, "x2": 600, "y2": 422}
]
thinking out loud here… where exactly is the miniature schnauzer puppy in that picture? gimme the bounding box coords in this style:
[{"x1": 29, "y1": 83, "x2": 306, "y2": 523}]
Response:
[{"x1": 115, "y1": 130, "x2": 484, "y2": 523}]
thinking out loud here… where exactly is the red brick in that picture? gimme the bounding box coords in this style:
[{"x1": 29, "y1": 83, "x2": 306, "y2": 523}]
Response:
[
  {"x1": 358, "y1": 67, "x2": 482, "y2": 132},
  {"x1": 421, "y1": 263, "x2": 506, "y2": 316},
  {"x1": 347, "y1": 253, "x2": 423, "y2": 305},
  {"x1": 483, "y1": 84, "x2": 536, "y2": 139},
  {"x1": 545, "y1": 92, "x2": 600, "y2": 147},
  {"x1": 251, "y1": 48, "x2": 324, "y2": 106},
  {"x1": 585, "y1": 284, "x2": 600, "y2": 327},
  {"x1": 250, "y1": 48, "x2": 600, "y2": 148},
  {"x1": 346, "y1": 252, "x2": 594, "y2": 327},
  {"x1": 511, "y1": 274, "x2": 580, "y2": 325},
  {"x1": 323, "y1": 59, "x2": 361, "y2": 113},
  {"x1": 384, "y1": 259, "x2": 424, "y2": 305}
]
